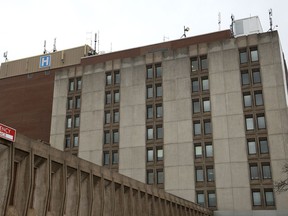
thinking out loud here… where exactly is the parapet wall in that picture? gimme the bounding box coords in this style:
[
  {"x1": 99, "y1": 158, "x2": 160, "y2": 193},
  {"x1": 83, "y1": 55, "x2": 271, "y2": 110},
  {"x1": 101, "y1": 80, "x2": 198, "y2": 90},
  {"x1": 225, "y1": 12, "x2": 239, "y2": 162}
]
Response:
[{"x1": 0, "y1": 134, "x2": 212, "y2": 216}]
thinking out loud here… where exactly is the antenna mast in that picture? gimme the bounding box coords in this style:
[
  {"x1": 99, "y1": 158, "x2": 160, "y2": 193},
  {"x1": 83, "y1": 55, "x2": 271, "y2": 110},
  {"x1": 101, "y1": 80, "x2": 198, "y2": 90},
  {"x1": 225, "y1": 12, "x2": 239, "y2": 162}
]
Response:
[
  {"x1": 94, "y1": 33, "x2": 97, "y2": 55},
  {"x1": 218, "y1": 12, "x2": 221, "y2": 31},
  {"x1": 269, "y1": 8, "x2": 273, "y2": 31},
  {"x1": 53, "y1": 38, "x2": 57, "y2": 52},
  {"x1": 230, "y1": 14, "x2": 235, "y2": 37},
  {"x1": 3, "y1": 51, "x2": 8, "y2": 62},
  {"x1": 43, "y1": 40, "x2": 47, "y2": 54}
]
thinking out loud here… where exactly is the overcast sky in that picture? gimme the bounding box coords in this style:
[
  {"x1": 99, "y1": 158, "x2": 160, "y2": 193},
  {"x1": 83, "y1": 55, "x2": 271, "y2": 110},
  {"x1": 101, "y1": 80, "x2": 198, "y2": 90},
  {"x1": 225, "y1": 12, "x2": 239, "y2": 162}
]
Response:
[{"x1": 1, "y1": 0, "x2": 287, "y2": 62}]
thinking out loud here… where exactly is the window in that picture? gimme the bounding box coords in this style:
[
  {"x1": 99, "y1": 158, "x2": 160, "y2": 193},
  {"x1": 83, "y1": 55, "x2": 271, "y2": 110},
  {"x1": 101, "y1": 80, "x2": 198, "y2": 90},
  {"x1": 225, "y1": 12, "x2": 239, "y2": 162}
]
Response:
[
  {"x1": 191, "y1": 57, "x2": 198, "y2": 71},
  {"x1": 113, "y1": 130, "x2": 119, "y2": 143},
  {"x1": 208, "y1": 191, "x2": 216, "y2": 207},
  {"x1": 147, "y1": 128, "x2": 153, "y2": 140},
  {"x1": 156, "y1": 65, "x2": 162, "y2": 78},
  {"x1": 195, "y1": 144, "x2": 202, "y2": 158},
  {"x1": 193, "y1": 121, "x2": 201, "y2": 136},
  {"x1": 156, "y1": 126, "x2": 163, "y2": 139},
  {"x1": 192, "y1": 79, "x2": 199, "y2": 93},
  {"x1": 252, "y1": 69, "x2": 261, "y2": 84},
  {"x1": 103, "y1": 152, "x2": 110, "y2": 165},
  {"x1": 104, "y1": 131, "x2": 110, "y2": 144},
  {"x1": 113, "y1": 110, "x2": 119, "y2": 123},
  {"x1": 240, "y1": 50, "x2": 248, "y2": 64},
  {"x1": 69, "y1": 79, "x2": 75, "y2": 91},
  {"x1": 147, "y1": 86, "x2": 153, "y2": 98},
  {"x1": 197, "y1": 191, "x2": 205, "y2": 206},
  {"x1": 147, "y1": 170, "x2": 154, "y2": 184},
  {"x1": 259, "y1": 138, "x2": 269, "y2": 154},
  {"x1": 74, "y1": 115, "x2": 80, "y2": 128},
  {"x1": 257, "y1": 115, "x2": 266, "y2": 129},
  {"x1": 106, "y1": 73, "x2": 112, "y2": 85},
  {"x1": 156, "y1": 104, "x2": 162, "y2": 118},
  {"x1": 250, "y1": 164, "x2": 259, "y2": 180},
  {"x1": 157, "y1": 170, "x2": 164, "y2": 184},
  {"x1": 192, "y1": 99, "x2": 200, "y2": 114},
  {"x1": 114, "y1": 91, "x2": 120, "y2": 103},
  {"x1": 247, "y1": 140, "x2": 256, "y2": 155},
  {"x1": 204, "y1": 120, "x2": 212, "y2": 135},
  {"x1": 203, "y1": 98, "x2": 210, "y2": 112},
  {"x1": 250, "y1": 49, "x2": 259, "y2": 62},
  {"x1": 205, "y1": 144, "x2": 213, "y2": 157},
  {"x1": 76, "y1": 78, "x2": 82, "y2": 90},
  {"x1": 147, "y1": 66, "x2": 153, "y2": 79},
  {"x1": 147, "y1": 149, "x2": 153, "y2": 162},
  {"x1": 196, "y1": 167, "x2": 204, "y2": 182},
  {"x1": 254, "y1": 91, "x2": 263, "y2": 106},
  {"x1": 252, "y1": 191, "x2": 261, "y2": 206},
  {"x1": 105, "y1": 111, "x2": 111, "y2": 124},
  {"x1": 241, "y1": 71, "x2": 250, "y2": 85},
  {"x1": 201, "y1": 56, "x2": 208, "y2": 70},
  {"x1": 75, "y1": 96, "x2": 81, "y2": 109},
  {"x1": 106, "y1": 92, "x2": 111, "y2": 104},
  {"x1": 112, "y1": 151, "x2": 119, "y2": 164},
  {"x1": 67, "y1": 97, "x2": 73, "y2": 110},
  {"x1": 157, "y1": 148, "x2": 163, "y2": 161},
  {"x1": 243, "y1": 93, "x2": 252, "y2": 107},
  {"x1": 207, "y1": 167, "x2": 214, "y2": 182},
  {"x1": 147, "y1": 105, "x2": 153, "y2": 119},
  {"x1": 262, "y1": 164, "x2": 272, "y2": 179},
  {"x1": 66, "y1": 116, "x2": 72, "y2": 129},
  {"x1": 73, "y1": 134, "x2": 79, "y2": 147},
  {"x1": 156, "y1": 84, "x2": 162, "y2": 97},
  {"x1": 245, "y1": 116, "x2": 254, "y2": 130},
  {"x1": 114, "y1": 71, "x2": 120, "y2": 84},
  {"x1": 65, "y1": 135, "x2": 71, "y2": 148},
  {"x1": 264, "y1": 190, "x2": 275, "y2": 206},
  {"x1": 202, "y1": 77, "x2": 209, "y2": 91}
]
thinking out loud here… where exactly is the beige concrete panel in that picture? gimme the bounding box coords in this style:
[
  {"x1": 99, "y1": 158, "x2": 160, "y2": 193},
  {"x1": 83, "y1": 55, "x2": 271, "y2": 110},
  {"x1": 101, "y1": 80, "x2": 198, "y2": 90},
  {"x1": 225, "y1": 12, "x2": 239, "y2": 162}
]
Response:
[
  {"x1": 212, "y1": 116, "x2": 228, "y2": 140},
  {"x1": 53, "y1": 78, "x2": 68, "y2": 98},
  {"x1": 82, "y1": 72, "x2": 105, "y2": 93},
  {"x1": 175, "y1": 78, "x2": 192, "y2": 100},
  {"x1": 78, "y1": 130, "x2": 103, "y2": 152},
  {"x1": 120, "y1": 85, "x2": 145, "y2": 106},
  {"x1": 223, "y1": 50, "x2": 239, "y2": 72},
  {"x1": 49, "y1": 134, "x2": 64, "y2": 150},
  {"x1": 133, "y1": 56, "x2": 145, "y2": 66},
  {"x1": 232, "y1": 187, "x2": 251, "y2": 211},
  {"x1": 169, "y1": 189, "x2": 195, "y2": 203},
  {"x1": 177, "y1": 120, "x2": 193, "y2": 143},
  {"x1": 208, "y1": 41, "x2": 223, "y2": 53},
  {"x1": 145, "y1": 53, "x2": 153, "y2": 64},
  {"x1": 131, "y1": 65, "x2": 146, "y2": 86},
  {"x1": 198, "y1": 43, "x2": 208, "y2": 55},
  {"x1": 222, "y1": 38, "x2": 236, "y2": 50},
  {"x1": 162, "y1": 58, "x2": 190, "y2": 81},
  {"x1": 130, "y1": 168, "x2": 146, "y2": 183},
  {"x1": 51, "y1": 96, "x2": 67, "y2": 116},
  {"x1": 118, "y1": 169, "x2": 132, "y2": 179},
  {"x1": 226, "y1": 92, "x2": 243, "y2": 115},
  {"x1": 215, "y1": 163, "x2": 232, "y2": 188},
  {"x1": 80, "y1": 111, "x2": 103, "y2": 131},
  {"x1": 211, "y1": 94, "x2": 227, "y2": 116},
  {"x1": 113, "y1": 59, "x2": 121, "y2": 70},
  {"x1": 119, "y1": 147, "x2": 145, "y2": 170},
  {"x1": 154, "y1": 51, "x2": 163, "y2": 62},
  {"x1": 177, "y1": 143, "x2": 193, "y2": 166},
  {"x1": 189, "y1": 44, "x2": 198, "y2": 57},
  {"x1": 78, "y1": 150, "x2": 102, "y2": 166},
  {"x1": 174, "y1": 47, "x2": 189, "y2": 59},
  {"x1": 164, "y1": 144, "x2": 179, "y2": 167},
  {"x1": 81, "y1": 91, "x2": 104, "y2": 112},
  {"x1": 247, "y1": 34, "x2": 258, "y2": 46},
  {"x1": 50, "y1": 115, "x2": 65, "y2": 135},
  {"x1": 259, "y1": 43, "x2": 274, "y2": 66},
  {"x1": 214, "y1": 139, "x2": 230, "y2": 163},
  {"x1": 163, "y1": 100, "x2": 177, "y2": 122},
  {"x1": 224, "y1": 71, "x2": 241, "y2": 93},
  {"x1": 210, "y1": 72, "x2": 225, "y2": 95},
  {"x1": 277, "y1": 86, "x2": 288, "y2": 109},
  {"x1": 280, "y1": 110, "x2": 288, "y2": 133},
  {"x1": 216, "y1": 188, "x2": 234, "y2": 210},
  {"x1": 163, "y1": 80, "x2": 176, "y2": 101},
  {"x1": 269, "y1": 135, "x2": 286, "y2": 160},
  {"x1": 227, "y1": 115, "x2": 245, "y2": 138},
  {"x1": 120, "y1": 67, "x2": 133, "y2": 87},
  {"x1": 208, "y1": 51, "x2": 223, "y2": 74},
  {"x1": 236, "y1": 36, "x2": 247, "y2": 49},
  {"x1": 261, "y1": 65, "x2": 278, "y2": 88},
  {"x1": 266, "y1": 110, "x2": 282, "y2": 135},
  {"x1": 164, "y1": 166, "x2": 179, "y2": 190},
  {"x1": 178, "y1": 166, "x2": 195, "y2": 189},
  {"x1": 105, "y1": 60, "x2": 113, "y2": 71},
  {"x1": 264, "y1": 87, "x2": 280, "y2": 110},
  {"x1": 230, "y1": 163, "x2": 249, "y2": 188},
  {"x1": 120, "y1": 104, "x2": 145, "y2": 127},
  {"x1": 164, "y1": 99, "x2": 192, "y2": 122},
  {"x1": 163, "y1": 122, "x2": 178, "y2": 144},
  {"x1": 120, "y1": 125, "x2": 145, "y2": 148},
  {"x1": 229, "y1": 138, "x2": 247, "y2": 163}
]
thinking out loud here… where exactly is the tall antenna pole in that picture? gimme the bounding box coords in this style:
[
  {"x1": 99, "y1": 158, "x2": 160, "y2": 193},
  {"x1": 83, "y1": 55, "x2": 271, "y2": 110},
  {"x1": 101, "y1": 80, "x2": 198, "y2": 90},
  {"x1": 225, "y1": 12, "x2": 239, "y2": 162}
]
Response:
[
  {"x1": 94, "y1": 33, "x2": 97, "y2": 54},
  {"x1": 3, "y1": 51, "x2": 8, "y2": 62},
  {"x1": 97, "y1": 31, "x2": 100, "y2": 53},
  {"x1": 269, "y1": 8, "x2": 273, "y2": 31},
  {"x1": 230, "y1": 14, "x2": 235, "y2": 37},
  {"x1": 53, "y1": 38, "x2": 57, "y2": 52},
  {"x1": 43, "y1": 40, "x2": 47, "y2": 54},
  {"x1": 218, "y1": 12, "x2": 221, "y2": 31}
]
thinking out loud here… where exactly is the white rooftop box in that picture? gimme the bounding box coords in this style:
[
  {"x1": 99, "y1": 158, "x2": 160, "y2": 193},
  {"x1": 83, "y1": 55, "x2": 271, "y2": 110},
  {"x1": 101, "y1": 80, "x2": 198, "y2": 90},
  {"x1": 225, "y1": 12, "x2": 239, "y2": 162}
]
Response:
[{"x1": 234, "y1": 16, "x2": 263, "y2": 37}]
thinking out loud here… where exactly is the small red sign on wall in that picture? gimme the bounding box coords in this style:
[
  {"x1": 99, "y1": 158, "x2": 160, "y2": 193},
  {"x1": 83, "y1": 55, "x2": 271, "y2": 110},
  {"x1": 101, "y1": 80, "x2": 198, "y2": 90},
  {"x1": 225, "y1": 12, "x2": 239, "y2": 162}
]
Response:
[{"x1": 0, "y1": 123, "x2": 16, "y2": 142}]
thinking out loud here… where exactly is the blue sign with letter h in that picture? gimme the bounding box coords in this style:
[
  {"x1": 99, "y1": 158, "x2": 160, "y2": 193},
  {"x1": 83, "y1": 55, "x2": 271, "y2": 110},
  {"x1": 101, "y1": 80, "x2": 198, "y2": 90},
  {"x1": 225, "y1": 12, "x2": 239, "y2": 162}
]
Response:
[{"x1": 39, "y1": 55, "x2": 51, "y2": 68}]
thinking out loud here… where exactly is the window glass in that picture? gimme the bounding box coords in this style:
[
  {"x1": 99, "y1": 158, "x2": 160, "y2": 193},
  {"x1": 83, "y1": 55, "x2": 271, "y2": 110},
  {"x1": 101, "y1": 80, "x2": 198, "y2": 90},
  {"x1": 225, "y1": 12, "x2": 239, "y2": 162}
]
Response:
[
  {"x1": 75, "y1": 96, "x2": 81, "y2": 109},
  {"x1": 252, "y1": 191, "x2": 261, "y2": 206},
  {"x1": 259, "y1": 138, "x2": 269, "y2": 154},
  {"x1": 197, "y1": 192, "x2": 205, "y2": 206},
  {"x1": 114, "y1": 72, "x2": 120, "y2": 84},
  {"x1": 147, "y1": 170, "x2": 154, "y2": 184},
  {"x1": 67, "y1": 116, "x2": 72, "y2": 128},
  {"x1": 252, "y1": 70, "x2": 261, "y2": 84},
  {"x1": 203, "y1": 99, "x2": 210, "y2": 112},
  {"x1": 251, "y1": 49, "x2": 259, "y2": 62},
  {"x1": 241, "y1": 71, "x2": 250, "y2": 85},
  {"x1": 196, "y1": 167, "x2": 204, "y2": 182},
  {"x1": 147, "y1": 105, "x2": 153, "y2": 119},
  {"x1": 74, "y1": 115, "x2": 80, "y2": 128},
  {"x1": 246, "y1": 117, "x2": 254, "y2": 130},
  {"x1": 191, "y1": 58, "x2": 198, "y2": 71},
  {"x1": 248, "y1": 140, "x2": 256, "y2": 154},
  {"x1": 257, "y1": 116, "x2": 266, "y2": 129},
  {"x1": 202, "y1": 77, "x2": 209, "y2": 91},
  {"x1": 243, "y1": 94, "x2": 252, "y2": 107},
  {"x1": 76, "y1": 78, "x2": 82, "y2": 90},
  {"x1": 157, "y1": 148, "x2": 163, "y2": 161},
  {"x1": 240, "y1": 51, "x2": 248, "y2": 64},
  {"x1": 195, "y1": 145, "x2": 202, "y2": 158},
  {"x1": 192, "y1": 79, "x2": 199, "y2": 92},
  {"x1": 205, "y1": 144, "x2": 213, "y2": 157},
  {"x1": 255, "y1": 91, "x2": 263, "y2": 106},
  {"x1": 156, "y1": 126, "x2": 163, "y2": 139},
  {"x1": 103, "y1": 152, "x2": 110, "y2": 165},
  {"x1": 147, "y1": 149, "x2": 153, "y2": 162},
  {"x1": 114, "y1": 91, "x2": 120, "y2": 103},
  {"x1": 147, "y1": 128, "x2": 153, "y2": 140},
  {"x1": 156, "y1": 104, "x2": 162, "y2": 118},
  {"x1": 104, "y1": 131, "x2": 110, "y2": 144},
  {"x1": 106, "y1": 92, "x2": 111, "y2": 104},
  {"x1": 194, "y1": 122, "x2": 201, "y2": 136},
  {"x1": 262, "y1": 164, "x2": 272, "y2": 179},
  {"x1": 207, "y1": 168, "x2": 214, "y2": 182},
  {"x1": 193, "y1": 100, "x2": 200, "y2": 113},
  {"x1": 69, "y1": 79, "x2": 74, "y2": 91},
  {"x1": 68, "y1": 97, "x2": 73, "y2": 110},
  {"x1": 156, "y1": 65, "x2": 162, "y2": 78},
  {"x1": 106, "y1": 73, "x2": 112, "y2": 85},
  {"x1": 105, "y1": 111, "x2": 111, "y2": 124},
  {"x1": 73, "y1": 134, "x2": 79, "y2": 147},
  {"x1": 147, "y1": 86, "x2": 153, "y2": 98},
  {"x1": 147, "y1": 67, "x2": 153, "y2": 79},
  {"x1": 112, "y1": 151, "x2": 119, "y2": 164},
  {"x1": 157, "y1": 170, "x2": 164, "y2": 184},
  {"x1": 113, "y1": 130, "x2": 119, "y2": 143},
  {"x1": 265, "y1": 191, "x2": 275, "y2": 206},
  {"x1": 204, "y1": 120, "x2": 212, "y2": 134},
  {"x1": 201, "y1": 57, "x2": 208, "y2": 70},
  {"x1": 250, "y1": 165, "x2": 259, "y2": 180},
  {"x1": 65, "y1": 135, "x2": 71, "y2": 148},
  {"x1": 208, "y1": 192, "x2": 216, "y2": 207},
  {"x1": 156, "y1": 85, "x2": 162, "y2": 97},
  {"x1": 113, "y1": 110, "x2": 119, "y2": 123}
]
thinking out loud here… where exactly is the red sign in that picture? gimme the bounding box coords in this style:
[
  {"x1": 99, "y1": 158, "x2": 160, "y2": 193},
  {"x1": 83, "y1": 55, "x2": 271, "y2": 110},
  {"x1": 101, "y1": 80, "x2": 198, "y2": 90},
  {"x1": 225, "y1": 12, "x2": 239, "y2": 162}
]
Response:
[{"x1": 0, "y1": 123, "x2": 16, "y2": 142}]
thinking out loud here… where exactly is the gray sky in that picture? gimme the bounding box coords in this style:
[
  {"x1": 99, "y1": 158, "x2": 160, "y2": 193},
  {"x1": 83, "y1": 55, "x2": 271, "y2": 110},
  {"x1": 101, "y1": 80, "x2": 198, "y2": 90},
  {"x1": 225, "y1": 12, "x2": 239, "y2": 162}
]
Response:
[{"x1": 1, "y1": 0, "x2": 287, "y2": 62}]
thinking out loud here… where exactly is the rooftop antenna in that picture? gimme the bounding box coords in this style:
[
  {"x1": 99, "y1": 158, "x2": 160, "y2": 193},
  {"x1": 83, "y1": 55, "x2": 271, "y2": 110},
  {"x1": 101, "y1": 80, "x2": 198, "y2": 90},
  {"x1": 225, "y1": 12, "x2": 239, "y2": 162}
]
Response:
[
  {"x1": 53, "y1": 38, "x2": 57, "y2": 52},
  {"x1": 181, "y1": 26, "x2": 190, "y2": 38},
  {"x1": 218, "y1": 12, "x2": 221, "y2": 31},
  {"x1": 3, "y1": 51, "x2": 8, "y2": 62},
  {"x1": 163, "y1": 36, "x2": 169, "y2": 42},
  {"x1": 230, "y1": 14, "x2": 235, "y2": 37},
  {"x1": 94, "y1": 33, "x2": 97, "y2": 55},
  {"x1": 43, "y1": 40, "x2": 47, "y2": 54},
  {"x1": 269, "y1": 8, "x2": 273, "y2": 31},
  {"x1": 97, "y1": 31, "x2": 100, "y2": 53}
]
